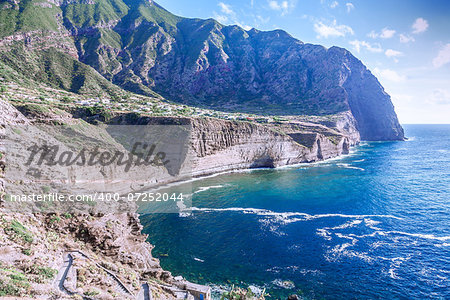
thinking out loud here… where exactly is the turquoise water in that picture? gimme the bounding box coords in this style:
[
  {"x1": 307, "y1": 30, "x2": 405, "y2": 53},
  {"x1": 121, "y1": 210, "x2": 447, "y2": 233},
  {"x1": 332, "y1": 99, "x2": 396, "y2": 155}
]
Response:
[{"x1": 140, "y1": 125, "x2": 450, "y2": 299}]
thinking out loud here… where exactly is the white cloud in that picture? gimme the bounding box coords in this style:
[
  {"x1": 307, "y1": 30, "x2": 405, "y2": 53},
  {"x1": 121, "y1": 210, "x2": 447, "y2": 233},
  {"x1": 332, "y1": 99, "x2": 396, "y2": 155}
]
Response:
[
  {"x1": 433, "y1": 43, "x2": 450, "y2": 68},
  {"x1": 214, "y1": 3, "x2": 252, "y2": 30},
  {"x1": 214, "y1": 13, "x2": 229, "y2": 23},
  {"x1": 236, "y1": 22, "x2": 252, "y2": 31},
  {"x1": 346, "y1": 2, "x2": 354, "y2": 13},
  {"x1": 367, "y1": 31, "x2": 377, "y2": 39},
  {"x1": 256, "y1": 15, "x2": 270, "y2": 24},
  {"x1": 368, "y1": 27, "x2": 396, "y2": 39},
  {"x1": 268, "y1": 0, "x2": 295, "y2": 15},
  {"x1": 428, "y1": 89, "x2": 450, "y2": 105},
  {"x1": 330, "y1": 1, "x2": 339, "y2": 8},
  {"x1": 268, "y1": 1, "x2": 288, "y2": 10},
  {"x1": 399, "y1": 34, "x2": 415, "y2": 43},
  {"x1": 385, "y1": 49, "x2": 403, "y2": 58},
  {"x1": 380, "y1": 28, "x2": 396, "y2": 39},
  {"x1": 218, "y1": 2, "x2": 234, "y2": 15},
  {"x1": 349, "y1": 40, "x2": 383, "y2": 53},
  {"x1": 373, "y1": 68, "x2": 406, "y2": 83},
  {"x1": 314, "y1": 20, "x2": 354, "y2": 39},
  {"x1": 412, "y1": 17, "x2": 429, "y2": 34}
]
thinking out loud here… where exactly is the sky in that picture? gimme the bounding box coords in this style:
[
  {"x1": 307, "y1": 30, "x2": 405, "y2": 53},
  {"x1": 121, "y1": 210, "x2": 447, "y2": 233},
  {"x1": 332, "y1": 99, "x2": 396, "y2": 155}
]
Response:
[{"x1": 156, "y1": 0, "x2": 450, "y2": 124}]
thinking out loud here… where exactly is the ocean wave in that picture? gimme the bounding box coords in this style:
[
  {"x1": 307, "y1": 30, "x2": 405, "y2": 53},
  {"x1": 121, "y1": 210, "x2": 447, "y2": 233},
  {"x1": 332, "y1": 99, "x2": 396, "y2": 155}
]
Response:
[
  {"x1": 189, "y1": 207, "x2": 402, "y2": 222},
  {"x1": 271, "y1": 279, "x2": 295, "y2": 289},
  {"x1": 337, "y1": 163, "x2": 365, "y2": 171},
  {"x1": 330, "y1": 219, "x2": 363, "y2": 230},
  {"x1": 385, "y1": 231, "x2": 450, "y2": 242},
  {"x1": 193, "y1": 184, "x2": 229, "y2": 194}
]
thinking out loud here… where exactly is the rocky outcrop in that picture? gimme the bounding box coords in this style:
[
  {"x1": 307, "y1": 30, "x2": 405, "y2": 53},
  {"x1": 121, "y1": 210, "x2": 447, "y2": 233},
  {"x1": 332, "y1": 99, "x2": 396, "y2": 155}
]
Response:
[
  {"x1": 107, "y1": 111, "x2": 359, "y2": 178},
  {"x1": 0, "y1": 209, "x2": 207, "y2": 299},
  {"x1": 188, "y1": 117, "x2": 356, "y2": 176}
]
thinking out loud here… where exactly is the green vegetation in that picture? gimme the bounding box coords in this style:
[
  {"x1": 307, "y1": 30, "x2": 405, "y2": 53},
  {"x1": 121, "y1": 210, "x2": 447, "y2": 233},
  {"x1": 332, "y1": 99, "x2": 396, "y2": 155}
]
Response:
[
  {"x1": 0, "y1": 268, "x2": 31, "y2": 296},
  {"x1": 0, "y1": 45, "x2": 123, "y2": 99},
  {"x1": 221, "y1": 285, "x2": 267, "y2": 300},
  {"x1": 49, "y1": 216, "x2": 61, "y2": 224},
  {"x1": 5, "y1": 220, "x2": 34, "y2": 243},
  {"x1": 8, "y1": 272, "x2": 27, "y2": 282},
  {"x1": 63, "y1": 212, "x2": 72, "y2": 219},
  {"x1": 11, "y1": 128, "x2": 22, "y2": 135},
  {"x1": 27, "y1": 265, "x2": 57, "y2": 280},
  {"x1": 41, "y1": 186, "x2": 50, "y2": 193},
  {"x1": 0, "y1": 280, "x2": 21, "y2": 297},
  {"x1": 21, "y1": 248, "x2": 32, "y2": 256},
  {"x1": 84, "y1": 288, "x2": 100, "y2": 297},
  {"x1": 64, "y1": 0, "x2": 128, "y2": 28}
]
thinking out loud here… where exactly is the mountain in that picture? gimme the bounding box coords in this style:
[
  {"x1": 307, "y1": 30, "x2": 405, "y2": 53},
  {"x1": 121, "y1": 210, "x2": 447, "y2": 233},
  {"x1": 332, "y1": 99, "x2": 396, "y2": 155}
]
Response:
[{"x1": 0, "y1": 0, "x2": 404, "y2": 140}]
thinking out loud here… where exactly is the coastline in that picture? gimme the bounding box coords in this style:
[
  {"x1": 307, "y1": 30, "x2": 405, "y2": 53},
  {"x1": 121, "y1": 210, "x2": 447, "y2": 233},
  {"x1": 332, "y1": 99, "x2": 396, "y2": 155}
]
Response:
[
  {"x1": 134, "y1": 145, "x2": 361, "y2": 290},
  {"x1": 0, "y1": 98, "x2": 360, "y2": 299}
]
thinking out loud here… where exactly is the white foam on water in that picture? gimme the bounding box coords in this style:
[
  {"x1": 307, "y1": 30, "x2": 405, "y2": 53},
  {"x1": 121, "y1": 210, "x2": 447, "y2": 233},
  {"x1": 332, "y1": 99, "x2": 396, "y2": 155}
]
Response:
[
  {"x1": 193, "y1": 257, "x2": 205, "y2": 263},
  {"x1": 364, "y1": 218, "x2": 382, "y2": 230},
  {"x1": 271, "y1": 279, "x2": 295, "y2": 289},
  {"x1": 330, "y1": 219, "x2": 363, "y2": 230},
  {"x1": 316, "y1": 228, "x2": 332, "y2": 240},
  {"x1": 193, "y1": 184, "x2": 229, "y2": 194},
  {"x1": 189, "y1": 207, "x2": 402, "y2": 223},
  {"x1": 353, "y1": 159, "x2": 366, "y2": 163},
  {"x1": 337, "y1": 163, "x2": 365, "y2": 171},
  {"x1": 385, "y1": 231, "x2": 450, "y2": 242}
]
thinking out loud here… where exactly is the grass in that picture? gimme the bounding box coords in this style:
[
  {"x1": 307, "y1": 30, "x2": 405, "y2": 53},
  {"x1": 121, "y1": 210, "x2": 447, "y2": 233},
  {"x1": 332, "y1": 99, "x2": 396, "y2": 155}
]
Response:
[
  {"x1": 24, "y1": 264, "x2": 57, "y2": 283},
  {"x1": 21, "y1": 249, "x2": 32, "y2": 256},
  {"x1": 0, "y1": 280, "x2": 21, "y2": 297},
  {"x1": 5, "y1": 220, "x2": 34, "y2": 244},
  {"x1": 41, "y1": 186, "x2": 50, "y2": 193},
  {"x1": 49, "y1": 216, "x2": 61, "y2": 224},
  {"x1": 84, "y1": 288, "x2": 100, "y2": 297},
  {"x1": 0, "y1": 268, "x2": 31, "y2": 296}
]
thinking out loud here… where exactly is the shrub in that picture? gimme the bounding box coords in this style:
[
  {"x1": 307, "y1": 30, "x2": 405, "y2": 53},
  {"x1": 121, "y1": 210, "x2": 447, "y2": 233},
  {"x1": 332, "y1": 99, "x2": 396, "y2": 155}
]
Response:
[{"x1": 5, "y1": 220, "x2": 33, "y2": 243}]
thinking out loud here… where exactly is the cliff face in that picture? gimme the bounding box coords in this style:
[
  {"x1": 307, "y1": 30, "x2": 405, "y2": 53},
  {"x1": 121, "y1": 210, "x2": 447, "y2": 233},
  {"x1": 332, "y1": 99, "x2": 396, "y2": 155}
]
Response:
[
  {"x1": 3, "y1": 99, "x2": 358, "y2": 194},
  {"x1": 106, "y1": 112, "x2": 359, "y2": 178},
  {"x1": 188, "y1": 117, "x2": 354, "y2": 176},
  {"x1": 0, "y1": 98, "x2": 356, "y2": 298},
  {"x1": 0, "y1": 0, "x2": 404, "y2": 141}
]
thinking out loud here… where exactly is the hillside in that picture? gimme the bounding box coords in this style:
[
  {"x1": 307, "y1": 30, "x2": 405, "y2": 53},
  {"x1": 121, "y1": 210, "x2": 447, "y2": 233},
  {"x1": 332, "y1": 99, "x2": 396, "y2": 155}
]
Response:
[{"x1": 0, "y1": 0, "x2": 404, "y2": 140}]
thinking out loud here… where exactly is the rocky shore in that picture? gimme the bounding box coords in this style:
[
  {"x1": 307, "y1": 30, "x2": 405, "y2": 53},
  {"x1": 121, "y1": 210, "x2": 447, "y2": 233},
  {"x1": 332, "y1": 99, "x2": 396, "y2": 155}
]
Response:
[{"x1": 0, "y1": 98, "x2": 359, "y2": 299}]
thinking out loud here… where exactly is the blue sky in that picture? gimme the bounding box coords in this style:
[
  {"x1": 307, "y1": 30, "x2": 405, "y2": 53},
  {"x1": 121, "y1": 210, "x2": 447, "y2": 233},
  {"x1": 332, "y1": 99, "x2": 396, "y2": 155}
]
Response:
[{"x1": 157, "y1": 0, "x2": 450, "y2": 124}]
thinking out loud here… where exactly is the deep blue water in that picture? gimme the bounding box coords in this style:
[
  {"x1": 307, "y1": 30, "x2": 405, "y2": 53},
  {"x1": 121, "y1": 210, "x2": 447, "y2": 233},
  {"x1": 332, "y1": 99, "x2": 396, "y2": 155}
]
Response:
[{"x1": 140, "y1": 125, "x2": 450, "y2": 299}]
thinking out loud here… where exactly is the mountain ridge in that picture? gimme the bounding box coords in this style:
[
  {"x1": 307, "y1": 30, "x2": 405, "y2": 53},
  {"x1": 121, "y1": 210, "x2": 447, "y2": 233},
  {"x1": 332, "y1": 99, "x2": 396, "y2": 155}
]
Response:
[{"x1": 0, "y1": 0, "x2": 404, "y2": 140}]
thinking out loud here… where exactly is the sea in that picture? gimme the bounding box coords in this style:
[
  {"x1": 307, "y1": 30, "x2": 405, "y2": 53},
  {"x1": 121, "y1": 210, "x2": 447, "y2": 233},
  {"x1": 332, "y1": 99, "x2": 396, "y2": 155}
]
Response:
[{"x1": 139, "y1": 124, "x2": 450, "y2": 299}]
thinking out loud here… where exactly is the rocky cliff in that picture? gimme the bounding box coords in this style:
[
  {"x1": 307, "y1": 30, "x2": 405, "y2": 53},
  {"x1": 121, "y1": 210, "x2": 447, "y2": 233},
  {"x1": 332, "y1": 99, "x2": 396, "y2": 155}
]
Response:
[
  {"x1": 106, "y1": 110, "x2": 359, "y2": 178},
  {"x1": 0, "y1": 94, "x2": 356, "y2": 298},
  {"x1": 0, "y1": 0, "x2": 404, "y2": 140}
]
